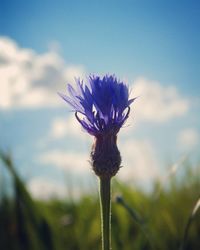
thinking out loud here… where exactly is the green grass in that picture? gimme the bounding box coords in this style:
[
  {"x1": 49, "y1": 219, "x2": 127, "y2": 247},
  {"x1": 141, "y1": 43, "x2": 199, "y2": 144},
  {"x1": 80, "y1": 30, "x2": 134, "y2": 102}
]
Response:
[{"x1": 0, "y1": 151, "x2": 200, "y2": 250}]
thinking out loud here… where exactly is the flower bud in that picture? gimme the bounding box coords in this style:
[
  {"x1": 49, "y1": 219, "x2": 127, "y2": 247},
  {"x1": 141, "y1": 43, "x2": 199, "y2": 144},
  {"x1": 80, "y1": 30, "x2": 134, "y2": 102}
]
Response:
[{"x1": 91, "y1": 134, "x2": 121, "y2": 178}]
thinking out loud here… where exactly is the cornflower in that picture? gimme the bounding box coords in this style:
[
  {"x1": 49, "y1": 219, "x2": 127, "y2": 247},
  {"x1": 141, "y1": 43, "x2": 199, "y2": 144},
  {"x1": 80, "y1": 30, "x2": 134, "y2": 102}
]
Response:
[{"x1": 59, "y1": 75, "x2": 135, "y2": 250}]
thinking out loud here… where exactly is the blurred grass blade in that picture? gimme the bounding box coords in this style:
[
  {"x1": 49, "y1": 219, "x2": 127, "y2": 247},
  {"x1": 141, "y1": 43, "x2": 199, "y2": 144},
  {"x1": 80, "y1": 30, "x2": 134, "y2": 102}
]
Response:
[
  {"x1": 116, "y1": 195, "x2": 145, "y2": 225},
  {"x1": 155, "y1": 155, "x2": 188, "y2": 199},
  {"x1": 180, "y1": 197, "x2": 200, "y2": 250},
  {"x1": 116, "y1": 195, "x2": 156, "y2": 250},
  {"x1": 0, "y1": 150, "x2": 55, "y2": 250}
]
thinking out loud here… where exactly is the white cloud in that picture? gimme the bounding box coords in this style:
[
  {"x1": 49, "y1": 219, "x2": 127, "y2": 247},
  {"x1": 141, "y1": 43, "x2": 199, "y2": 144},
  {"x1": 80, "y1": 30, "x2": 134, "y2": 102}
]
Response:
[
  {"x1": 130, "y1": 77, "x2": 189, "y2": 123},
  {"x1": 27, "y1": 176, "x2": 96, "y2": 200},
  {"x1": 39, "y1": 150, "x2": 91, "y2": 174},
  {"x1": 27, "y1": 177, "x2": 68, "y2": 200},
  {"x1": 64, "y1": 65, "x2": 85, "y2": 83},
  {"x1": 0, "y1": 36, "x2": 85, "y2": 109},
  {"x1": 177, "y1": 128, "x2": 199, "y2": 150},
  {"x1": 118, "y1": 139, "x2": 161, "y2": 183},
  {"x1": 50, "y1": 114, "x2": 90, "y2": 141}
]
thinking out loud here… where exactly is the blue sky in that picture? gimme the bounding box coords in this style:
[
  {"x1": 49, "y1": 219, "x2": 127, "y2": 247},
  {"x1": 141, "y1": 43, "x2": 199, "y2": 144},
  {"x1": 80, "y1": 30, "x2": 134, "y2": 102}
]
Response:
[
  {"x1": 1, "y1": 0, "x2": 200, "y2": 92},
  {"x1": 0, "y1": 0, "x2": 200, "y2": 199}
]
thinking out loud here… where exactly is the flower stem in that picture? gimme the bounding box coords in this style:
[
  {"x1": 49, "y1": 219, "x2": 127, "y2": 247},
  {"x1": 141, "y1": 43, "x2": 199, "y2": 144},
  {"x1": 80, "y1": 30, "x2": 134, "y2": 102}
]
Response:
[{"x1": 99, "y1": 177, "x2": 111, "y2": 250}]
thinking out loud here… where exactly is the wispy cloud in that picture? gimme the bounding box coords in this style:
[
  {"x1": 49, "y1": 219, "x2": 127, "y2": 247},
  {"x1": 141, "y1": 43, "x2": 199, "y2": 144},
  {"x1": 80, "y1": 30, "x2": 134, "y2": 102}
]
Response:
[
  {"x1": 49, "y1": 114, "x2": 91, "y2": 141},
  {"x1": 27, "y1": 175, "x2": 96, "y2": 200},
  {"x1": 38, "y1": 150, "x2": 91, "y2": 174},
  {"x1": 27, "y1": 177, "x2": 68, "y2": 200},
  {"x1": 118, "y1": 139, "x2": 161, "y2": 183},
  {"x1": 130, "y1": 77, "x2": 189, "y2": 123},
  {"x1": 177, "y1": 128, "x2": 199, "y2": 150}
]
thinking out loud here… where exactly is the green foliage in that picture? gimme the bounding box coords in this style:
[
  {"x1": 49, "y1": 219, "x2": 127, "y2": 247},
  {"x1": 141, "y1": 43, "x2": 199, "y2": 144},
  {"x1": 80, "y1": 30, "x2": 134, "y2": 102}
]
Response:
[{"x1": 0, "y1": 151, "x2": 200, "y2": 250}]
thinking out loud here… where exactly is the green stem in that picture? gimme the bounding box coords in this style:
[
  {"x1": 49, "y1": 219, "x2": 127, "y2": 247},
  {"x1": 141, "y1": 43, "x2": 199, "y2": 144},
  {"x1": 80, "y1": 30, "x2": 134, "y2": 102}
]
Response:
[{"x1": 99, "y1": 177, "x2": 111, "y2": 250}]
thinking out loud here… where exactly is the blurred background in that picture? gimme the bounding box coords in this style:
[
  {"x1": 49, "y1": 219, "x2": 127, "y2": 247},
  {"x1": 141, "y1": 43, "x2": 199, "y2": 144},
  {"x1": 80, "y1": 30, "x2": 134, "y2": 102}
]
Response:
[{"x1": 0, "y1": 0, "x2": 200, "y2": 249}]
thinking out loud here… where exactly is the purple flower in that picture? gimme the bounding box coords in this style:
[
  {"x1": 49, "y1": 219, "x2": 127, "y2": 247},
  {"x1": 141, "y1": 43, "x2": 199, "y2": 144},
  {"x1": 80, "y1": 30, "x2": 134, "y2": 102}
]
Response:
[{"x1": 59, "y1": 75, "x2": 135, "y2": 137}]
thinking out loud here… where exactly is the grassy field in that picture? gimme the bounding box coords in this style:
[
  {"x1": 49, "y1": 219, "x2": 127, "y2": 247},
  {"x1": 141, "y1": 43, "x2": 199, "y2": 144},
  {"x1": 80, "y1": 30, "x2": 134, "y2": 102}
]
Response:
[{"x1": 0, "y1": 151, "x2": 200, "y2": 250}]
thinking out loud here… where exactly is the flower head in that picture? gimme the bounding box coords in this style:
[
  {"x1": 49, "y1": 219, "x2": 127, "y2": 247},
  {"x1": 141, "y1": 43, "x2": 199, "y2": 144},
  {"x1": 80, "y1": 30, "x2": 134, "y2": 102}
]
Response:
[{"x1": 59, "y1": 75, "x2": 135, "y2": 137}]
